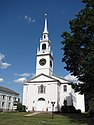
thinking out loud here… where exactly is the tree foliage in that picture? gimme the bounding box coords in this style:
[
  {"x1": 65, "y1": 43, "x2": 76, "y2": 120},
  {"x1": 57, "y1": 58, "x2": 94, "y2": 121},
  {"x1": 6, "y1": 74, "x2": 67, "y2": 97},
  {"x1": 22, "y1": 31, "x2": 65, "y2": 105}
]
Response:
[
  {"x1": 17, "y1": 103, "x2": 26, "y2": 112},
  {"x1": 61, "y1": 0, "x2": 94, "y2": 115}
]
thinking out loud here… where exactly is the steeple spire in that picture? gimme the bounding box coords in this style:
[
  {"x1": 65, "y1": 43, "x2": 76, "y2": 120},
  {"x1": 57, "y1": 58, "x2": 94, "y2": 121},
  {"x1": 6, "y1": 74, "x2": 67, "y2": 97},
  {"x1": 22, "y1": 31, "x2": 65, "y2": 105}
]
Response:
[
  {"x1": 36, "y1": 14, "x2": 53, "y2": 76},
  {"x1": 43, "y1": 14, "x2": 48, "y2": 34}
]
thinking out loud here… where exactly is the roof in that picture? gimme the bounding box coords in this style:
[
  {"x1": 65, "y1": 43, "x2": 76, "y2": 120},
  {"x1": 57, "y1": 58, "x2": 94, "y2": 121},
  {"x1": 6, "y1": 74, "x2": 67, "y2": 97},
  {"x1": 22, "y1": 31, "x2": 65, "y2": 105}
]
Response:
[
  {"x1": 0, "y1": 86, "x2": 19, "y2": 95},
  {"x1": 52, "y1": 74, "x2": 71, "y2": 84}
]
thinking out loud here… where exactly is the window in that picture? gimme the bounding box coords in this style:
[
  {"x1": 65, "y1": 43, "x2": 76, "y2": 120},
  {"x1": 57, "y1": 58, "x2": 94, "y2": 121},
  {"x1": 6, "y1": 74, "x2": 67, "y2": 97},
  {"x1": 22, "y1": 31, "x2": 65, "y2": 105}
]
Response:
[
  {"x1": 2, "y1": 102, "x2": 5, "y2": 107},
  {"x1": 38, "y1": 85, "x2": 46, "y2": 94},
  {"x1": 2, "y1": 95, "x2": 5, "y2": 100},
  {"x1": 63, "y1": 85, "x2": 67, "y2": 92},
  {"x1": 42, "y1": 43, "x2": 46, "y2": 50},
  {"x1": 44, "y1": 35, "x2": 46, "y2": 39},
  {"x1": 13, "y1": 97, "x2": 17, "y2": 101},
  {"x1": 50, "y1": 60, "x2": 52, "y2": 67},
  {"x1": 38, "y1": 98, "x2": 45, "y2": 101},
  {"x1": 8, "y1": 102, "x2": 11, "y2": 108},
  {"x1": 8, "y1": 96, "x2": 11, "y2": 101}
]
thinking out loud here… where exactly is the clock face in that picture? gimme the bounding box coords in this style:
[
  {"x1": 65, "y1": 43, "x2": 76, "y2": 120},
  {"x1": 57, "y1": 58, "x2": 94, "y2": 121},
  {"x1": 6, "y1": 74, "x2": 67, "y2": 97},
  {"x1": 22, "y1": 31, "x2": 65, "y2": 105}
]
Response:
[{"x1": 39, "y1": 58, "x2": 46, "y2": 66}]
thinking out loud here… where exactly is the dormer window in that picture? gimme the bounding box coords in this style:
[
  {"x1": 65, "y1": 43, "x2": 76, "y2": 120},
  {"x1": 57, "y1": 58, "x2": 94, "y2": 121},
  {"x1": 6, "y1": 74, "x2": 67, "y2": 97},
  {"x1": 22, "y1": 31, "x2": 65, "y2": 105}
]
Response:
[{"x1": 42, "y1": 43, "x2": 46, "y2": 50}]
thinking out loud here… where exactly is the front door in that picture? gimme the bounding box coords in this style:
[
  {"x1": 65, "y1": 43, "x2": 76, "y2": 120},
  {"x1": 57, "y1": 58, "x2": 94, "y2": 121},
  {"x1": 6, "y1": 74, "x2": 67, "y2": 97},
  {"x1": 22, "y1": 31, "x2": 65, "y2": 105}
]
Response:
[{"x1": 37, "y1": 98, "x2": 45, "y2": 111}]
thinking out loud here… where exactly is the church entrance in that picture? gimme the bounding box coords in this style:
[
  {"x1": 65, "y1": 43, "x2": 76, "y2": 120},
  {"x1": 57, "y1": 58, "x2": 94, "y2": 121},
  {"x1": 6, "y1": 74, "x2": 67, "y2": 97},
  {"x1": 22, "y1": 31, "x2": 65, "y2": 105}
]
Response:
[{"x1": 37, "y1": 98, "x2": 45, "y2": 111}]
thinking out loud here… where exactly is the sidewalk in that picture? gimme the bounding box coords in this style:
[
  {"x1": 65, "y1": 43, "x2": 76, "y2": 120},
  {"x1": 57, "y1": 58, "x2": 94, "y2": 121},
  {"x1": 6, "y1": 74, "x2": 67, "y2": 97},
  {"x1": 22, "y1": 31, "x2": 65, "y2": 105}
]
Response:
[{"x1": 24, "y1": 112, "x2": 41, "y2": 117}]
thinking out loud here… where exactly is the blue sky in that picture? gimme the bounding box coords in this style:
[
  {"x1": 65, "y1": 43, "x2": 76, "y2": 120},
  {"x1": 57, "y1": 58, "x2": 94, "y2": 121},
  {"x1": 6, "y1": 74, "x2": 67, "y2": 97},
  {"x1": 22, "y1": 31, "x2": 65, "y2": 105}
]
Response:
[{"x1": 0, "y1": 0, "x2": 84, "y2": 98}]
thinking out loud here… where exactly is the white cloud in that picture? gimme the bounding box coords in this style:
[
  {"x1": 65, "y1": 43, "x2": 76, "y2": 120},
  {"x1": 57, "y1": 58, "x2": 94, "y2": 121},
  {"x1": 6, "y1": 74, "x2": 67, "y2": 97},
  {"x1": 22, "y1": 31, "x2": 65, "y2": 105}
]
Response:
[
  {"x1": 0, "y1": 53, "x2": 4, "y2": 60},
  {"x1": 64, "y1": 74, "x2": 78, "y2": 82},
  {"x1": 14, "y1": 77, "x2": 27, "y2": 84},
  {"x1": 23, "y1": 15, "x2": 35, "y2": 24},
  {"x1": 0, "y1": 78, "x2": 4, "y2": 83},
  {"x1": 28, "y1": 17, "x2": 32, "y2": 23},
  {"x1": 0, "y1": 53, "x2": 11, "y2": 69},
  {"x1": 15, "y1": 73, "x2": 30, "y2": 77},
  {"x1": 31, "y1": 73, "x2": 36, "y2": 78},
  {"x1": 1, "y1": 62, "x2": 11, "y2": 69},
  {"x1": 31, "y1": 19, "x2": 35, "y2": 23},
  {"x1": 24, "y1": 15, "x2": 28, "y2": 19}
]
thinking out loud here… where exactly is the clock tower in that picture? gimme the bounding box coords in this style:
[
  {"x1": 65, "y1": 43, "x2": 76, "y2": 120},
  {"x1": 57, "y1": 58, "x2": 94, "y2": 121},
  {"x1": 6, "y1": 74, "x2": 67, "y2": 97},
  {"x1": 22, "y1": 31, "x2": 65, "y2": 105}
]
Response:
[{"x1": 36, "y1": 15, "x2": 53, "y2": 76}]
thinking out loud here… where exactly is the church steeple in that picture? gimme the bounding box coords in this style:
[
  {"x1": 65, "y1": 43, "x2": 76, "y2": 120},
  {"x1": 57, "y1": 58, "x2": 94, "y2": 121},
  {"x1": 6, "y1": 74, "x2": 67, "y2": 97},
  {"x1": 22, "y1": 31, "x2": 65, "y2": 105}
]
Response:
[
  {"x1": 42, "y1": 14, "x2": 49, "y2": 41},
  {"x1": 43, "y1": 14, "x2": 48, "y2": 34},
  {"x1": 36, "y1": 14, "x2": 53, "y2": 76}
]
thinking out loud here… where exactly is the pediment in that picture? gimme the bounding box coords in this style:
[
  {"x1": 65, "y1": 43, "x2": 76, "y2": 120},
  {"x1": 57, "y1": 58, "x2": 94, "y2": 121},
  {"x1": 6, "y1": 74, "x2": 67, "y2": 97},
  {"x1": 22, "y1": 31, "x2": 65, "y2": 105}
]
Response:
[{"x1": 27, "y1": 73, "x2": 59, "y2": 83}]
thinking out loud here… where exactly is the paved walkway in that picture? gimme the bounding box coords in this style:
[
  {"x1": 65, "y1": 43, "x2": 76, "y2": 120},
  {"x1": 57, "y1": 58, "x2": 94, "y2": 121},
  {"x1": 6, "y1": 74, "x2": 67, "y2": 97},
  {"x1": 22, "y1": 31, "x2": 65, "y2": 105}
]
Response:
[{"x1": 24, "y1": 112, "x2": 41, "y2": 117}]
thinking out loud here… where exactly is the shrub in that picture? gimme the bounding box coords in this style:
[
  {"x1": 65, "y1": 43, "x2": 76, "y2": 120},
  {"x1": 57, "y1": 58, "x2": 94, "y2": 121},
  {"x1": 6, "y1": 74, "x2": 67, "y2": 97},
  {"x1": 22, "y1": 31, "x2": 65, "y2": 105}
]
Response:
[
  {"x1": 75, "y1": 109, "x2": 81, "y2": 114},
  {"x1": 68, "y1": 106, "x2": 76, "y2": 113},
  {"x1": 17, "y1": 103, "x2": 26, "y2": 112},
  {"x1": 61, "y1": 105, "x2": 76, "y2": 113},
  {"x1": 88, "y1": 107, "x2": 94, "y2": 117},
  {"x1": 61, "y1": 106, "x2": 69, "y2": 113}
]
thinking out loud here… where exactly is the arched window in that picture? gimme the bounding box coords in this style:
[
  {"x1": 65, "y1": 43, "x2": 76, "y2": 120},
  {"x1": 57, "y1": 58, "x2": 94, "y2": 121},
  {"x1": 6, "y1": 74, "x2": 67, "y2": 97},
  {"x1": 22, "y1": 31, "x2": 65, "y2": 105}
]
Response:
[
  {"x1": 38, "y1": 98, "x2": 45, "y2": 101},
  {"x1": 38, "y1": 85, "x2": 46, "y2": 93},
  {"x1": 44, "y1": 35, "x2": 46, "y2": 39},
  {"x1": 42, "y1": 43, "x2": 46, "y2": 50}
]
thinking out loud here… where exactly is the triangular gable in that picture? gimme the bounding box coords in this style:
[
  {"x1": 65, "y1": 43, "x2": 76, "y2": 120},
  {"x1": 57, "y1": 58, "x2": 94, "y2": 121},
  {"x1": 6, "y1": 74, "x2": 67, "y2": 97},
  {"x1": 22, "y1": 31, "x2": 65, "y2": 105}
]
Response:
[{"x1": 27, "y1": 73, "x2": 59, "y2": 83}]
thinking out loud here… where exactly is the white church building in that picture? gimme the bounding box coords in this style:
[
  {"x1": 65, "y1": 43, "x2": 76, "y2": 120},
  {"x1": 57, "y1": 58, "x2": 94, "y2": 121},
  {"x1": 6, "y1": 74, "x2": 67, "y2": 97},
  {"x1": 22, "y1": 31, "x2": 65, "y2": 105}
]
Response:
[{"x1": 23, "y1": 16, "x2": 85, "y2": 112}]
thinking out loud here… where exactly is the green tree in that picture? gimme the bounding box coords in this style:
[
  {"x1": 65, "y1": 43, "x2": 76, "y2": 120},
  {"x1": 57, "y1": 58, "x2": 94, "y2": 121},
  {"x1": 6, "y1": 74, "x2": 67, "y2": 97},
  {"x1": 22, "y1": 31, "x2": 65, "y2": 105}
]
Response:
[{"x1": 61, "y1": 0, "x2": 94, "y2": 116}]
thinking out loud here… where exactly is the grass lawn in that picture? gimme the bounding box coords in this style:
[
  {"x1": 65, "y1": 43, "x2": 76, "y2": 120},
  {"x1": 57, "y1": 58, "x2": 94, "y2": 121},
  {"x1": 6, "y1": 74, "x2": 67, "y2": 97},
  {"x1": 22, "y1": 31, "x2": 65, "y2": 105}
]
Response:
[{"x1": 0, "y1": 112, "x2": 93, "y2": 125}]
